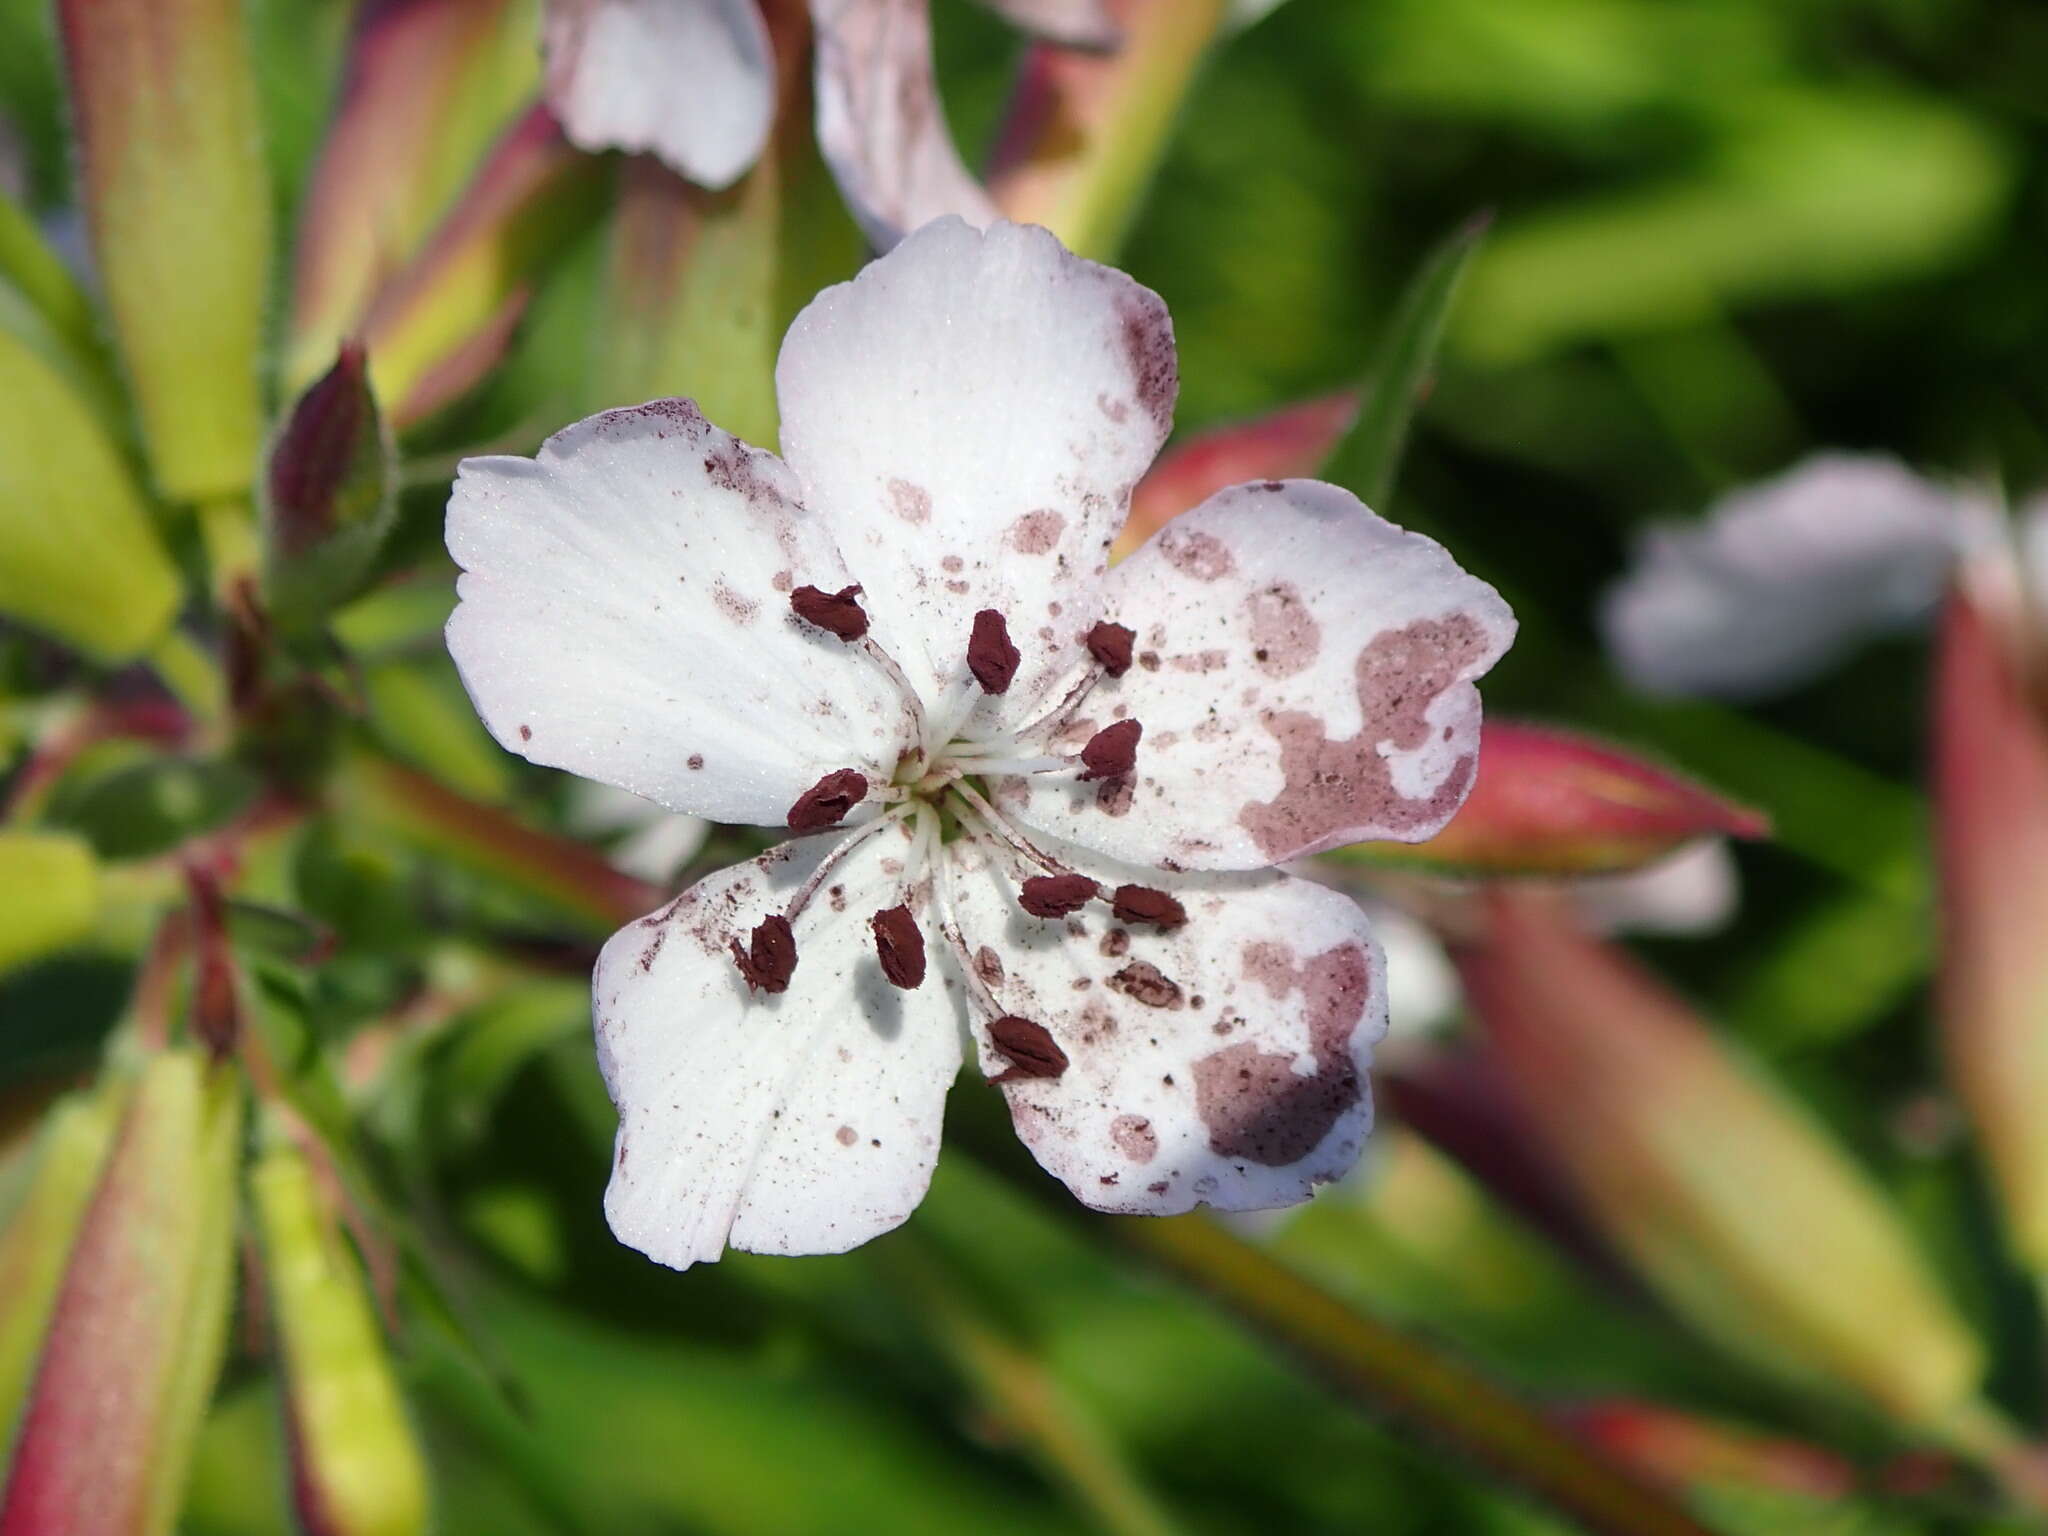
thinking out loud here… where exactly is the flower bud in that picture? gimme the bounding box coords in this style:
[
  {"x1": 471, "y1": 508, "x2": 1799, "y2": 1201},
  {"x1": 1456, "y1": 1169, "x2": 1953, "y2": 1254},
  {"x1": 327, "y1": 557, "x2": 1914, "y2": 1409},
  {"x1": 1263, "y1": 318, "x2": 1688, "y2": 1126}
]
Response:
[
  {"x1": 251, "y1": 1132, "x2": 429, "y2": 1536},
  {"x1": 1357, "y1": 722, "x2": 1768, "y2": 877},
  {"x1": 0, "y1": 1051, "x2": 243, "y2": 1535},
  {"x1": 1459, "y1": 892, "x2": 1986, "y2": 1434},
  {"x1": 1933, "y1": 585, "x2": 2048, "y2": 1274}
]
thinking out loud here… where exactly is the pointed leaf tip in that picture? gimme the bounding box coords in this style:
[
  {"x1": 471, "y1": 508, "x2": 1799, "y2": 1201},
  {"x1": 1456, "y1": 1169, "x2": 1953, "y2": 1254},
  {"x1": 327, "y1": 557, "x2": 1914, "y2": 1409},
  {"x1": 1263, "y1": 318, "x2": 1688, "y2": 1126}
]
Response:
[{"x1": 262, "y1": 344, "x2": 396, "y2": 631}]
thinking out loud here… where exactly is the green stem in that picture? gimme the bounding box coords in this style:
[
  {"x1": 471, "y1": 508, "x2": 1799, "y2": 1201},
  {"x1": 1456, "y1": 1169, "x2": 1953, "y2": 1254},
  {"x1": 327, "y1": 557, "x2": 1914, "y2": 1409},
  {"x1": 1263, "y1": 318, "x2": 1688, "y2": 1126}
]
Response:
[{"x1": 880, "y1": 1232, "x2": 1185, "y2": 1536}]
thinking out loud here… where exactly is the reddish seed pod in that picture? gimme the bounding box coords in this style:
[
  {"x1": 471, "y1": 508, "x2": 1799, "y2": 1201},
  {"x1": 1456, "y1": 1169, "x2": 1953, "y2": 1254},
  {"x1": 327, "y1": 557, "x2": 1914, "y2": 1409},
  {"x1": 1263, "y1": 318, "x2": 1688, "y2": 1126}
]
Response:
[
  {"x1": 870, "y1": 905, "x2": 926, "y2": 989},
  {"x1": 1018, "y1": 874, "x2": 1099, "y2": 918},
  {"x1": 1085, "y1": 620, "x2": 1135, "y2": 677},
  {"x1": 731, "y1": 915, "x2": 797, "y2": 993},
  {"x1": 786, "y1": 769, "x2": 868, "y2": 834},
  {"x1": 987, "y1": 1015, "x2": 1068, "y2": 1081},
  {"x1": 967, "y1": 609, "x2": 1021, "y2": 694},
  {"x1": 1111, "y1": 884, "x2": 1186, "y2": 929},
  {"x1": 1078, "y1": 719, "x2": 1141, "y2": 781},
  {"x1": 790, "y1": 584, "x2": 868, "y2": 640}
]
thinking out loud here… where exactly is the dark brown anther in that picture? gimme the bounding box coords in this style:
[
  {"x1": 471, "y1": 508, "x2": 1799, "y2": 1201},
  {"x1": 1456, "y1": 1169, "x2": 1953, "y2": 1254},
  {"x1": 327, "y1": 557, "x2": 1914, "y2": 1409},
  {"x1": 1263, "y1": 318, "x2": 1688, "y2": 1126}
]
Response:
[
  {"x1": 1111, "y1": 884, "x2": 1186, "y2": 929},
  {"x1": 1018, "y1": 874, "x2": 1099, "y2": 918},
  {"x1": 988, "y1": 1015, "x2": 1068, "y2": 1081},
  {"x1": 870, "y1": 904, "x2": 926, "y2": 989},
  {"x1": 1078, "y1": 719, "x2": 1141, "y2": 781},
  {"x1": 967, "y1": 609, "x2": 1021, "y2": 694},
  {"x1": 786, "y1": 769, "x2": 868, "y2": 833},
  {"x1": 731, "y1": 915, "x2": 797, "y2": 993},
  {"x1": 1085, "y1": 620, "x2": 1135, "y2": 677},
  {"x1": 791, "y1": 583, "x2": 868, "y2": 640}
]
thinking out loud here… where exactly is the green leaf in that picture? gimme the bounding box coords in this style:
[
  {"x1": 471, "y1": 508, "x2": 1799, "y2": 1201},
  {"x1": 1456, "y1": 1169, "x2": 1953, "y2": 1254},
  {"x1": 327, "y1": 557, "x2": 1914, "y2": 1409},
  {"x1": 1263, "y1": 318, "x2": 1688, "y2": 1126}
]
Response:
[
  {"x1": 0, "y1": 833, "x2": 99, "y2": 978},
  {"x1": 57, "y1": 0, "x2": 272, "y2": 499},
  {"x1": 52, "y1": 756, "x2": 260, "y2": 862},
  {"x1": 1324, "y1": 211, "x2": 1490, "y2": 511}
]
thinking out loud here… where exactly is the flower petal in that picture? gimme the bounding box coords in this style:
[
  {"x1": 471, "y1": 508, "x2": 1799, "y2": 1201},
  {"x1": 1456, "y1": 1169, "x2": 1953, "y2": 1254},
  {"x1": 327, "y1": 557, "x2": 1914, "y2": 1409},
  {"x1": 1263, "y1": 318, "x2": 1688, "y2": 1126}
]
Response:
[
  {"x1": 597, "y1": 828, "x2": 962, "y2": 1268},
  {"x1": 543, "y1": 0, "x2": 774, "y2": 189},
  {"x1": 1599, "y1": 454, "x2": 1976, "y2": 700},
  {"x1": 446, "y1": 399, "x2": 915, "y2": 826},
  {"x1": 978, "y1": 0, "x2": 1118, "y2": 46},
  {"x1": 810, "y1": 0, "x2": 1000, "y2": 249},
  {"x1": 1001, "y1": 478, "x2": 1513, "y2": 871},
  {"x1": 777, "y1": 218, "x2": 1176, "y2": 730},
  {"x1": 939, "y1": 835, "x2": 1386, "y2": 1212},
  {"x1": 1570, "y1": 838, "x2": 1739, "y2": 938}
]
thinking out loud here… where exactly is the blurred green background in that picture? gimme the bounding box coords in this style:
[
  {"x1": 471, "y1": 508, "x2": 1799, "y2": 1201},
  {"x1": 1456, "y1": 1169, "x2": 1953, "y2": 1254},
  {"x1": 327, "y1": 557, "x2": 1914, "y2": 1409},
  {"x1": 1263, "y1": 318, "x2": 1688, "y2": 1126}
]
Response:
[{"x1": 3, "y1": 0, "x2": 2046, "y2": 1531}]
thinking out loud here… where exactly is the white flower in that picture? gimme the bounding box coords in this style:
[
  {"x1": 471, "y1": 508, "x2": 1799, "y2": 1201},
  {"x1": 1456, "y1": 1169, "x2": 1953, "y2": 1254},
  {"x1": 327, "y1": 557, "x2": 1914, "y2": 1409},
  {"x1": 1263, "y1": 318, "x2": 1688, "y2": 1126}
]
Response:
[
  {"x1": 445, "y1": 218, "x2": 1513, "y2": 1269},
  {"x1": 1600, "y1": 453, "x2": 2038, "y2": 700},
  {"x1": 542, "y1": 0, "x2": 1116, "y2": 242}
]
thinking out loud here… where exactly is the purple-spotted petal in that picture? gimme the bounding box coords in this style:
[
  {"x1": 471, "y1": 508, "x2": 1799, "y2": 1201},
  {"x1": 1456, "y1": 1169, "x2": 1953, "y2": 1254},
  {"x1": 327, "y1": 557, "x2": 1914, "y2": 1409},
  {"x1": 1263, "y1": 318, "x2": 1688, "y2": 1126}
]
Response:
[
  {"x1": 544, "y1": 0, "x2": 774, "y2": 189},
  {"x1": 446, "y1": 399, "x2": 914, "y2": 827},
  {"x1": 941, "y1": 836, "x2": 1386, "y2": 1213},
  {"x1": 1599, "y1": 454, "x2": 1978, "y2": 700},
  {"x1": 596, "y1": 828, "x2": 960, "y2": 1268},
  {"x1": 809, "y1": 0, "x2": 1000, "y2": 250},
  {"x1": 778, "y1": 218, "x2": 1175, "y2": 734},
  {"x1": 1001, "y1": 478, "x2": 1513, "y2": 871}
]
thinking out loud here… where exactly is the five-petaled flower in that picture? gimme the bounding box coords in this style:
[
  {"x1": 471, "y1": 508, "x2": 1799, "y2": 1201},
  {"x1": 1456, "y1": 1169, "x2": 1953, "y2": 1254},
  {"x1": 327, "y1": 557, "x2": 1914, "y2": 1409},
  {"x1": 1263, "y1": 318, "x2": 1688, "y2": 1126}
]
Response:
[{"x1": 445, "y1": 218, "x2": 1514, "y2": 1270}]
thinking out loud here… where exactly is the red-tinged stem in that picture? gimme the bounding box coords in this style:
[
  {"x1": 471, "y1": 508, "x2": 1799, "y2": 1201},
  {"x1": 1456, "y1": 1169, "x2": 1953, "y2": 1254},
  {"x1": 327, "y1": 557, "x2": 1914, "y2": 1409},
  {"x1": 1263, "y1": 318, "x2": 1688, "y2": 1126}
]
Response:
[{"x1": 341, "y1": 749, "x2": 662, "y2": 931}]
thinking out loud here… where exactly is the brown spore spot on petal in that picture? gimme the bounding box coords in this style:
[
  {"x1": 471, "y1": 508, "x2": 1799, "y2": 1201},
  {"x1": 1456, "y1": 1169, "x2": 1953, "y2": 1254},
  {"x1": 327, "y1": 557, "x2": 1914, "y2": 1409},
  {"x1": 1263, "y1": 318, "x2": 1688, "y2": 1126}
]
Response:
[
  {"x1": 975, "y1": 946, "x2": 1005, "y2": 985},
  {"x1": 1099, "y1": 928, "x2": 1129, "y2": 958},
  {"x1": 786, "y1": 769, "x2": 868, "y2": 834},
  {"x1": 1157, "y1": 525, "x2": 1234, "y2": 581},
  {"x1": 1110, "y1": 1115, "x2": 1158, "y2": 1163},
  {"x1": 870, "y1": 904, "x2": 926, "y2": 989},
  {"x1": 968, "y1": 609, "x2": 1020, "y2": 694},
  {"x1": 1006, "y1": 509, "x2": 1065, "y2": 555},
  {"x1": 731, "y1": 915, "x2": 797, "y2": 993},
  {"x1": 1247, "y1": 581, "x2": 1321, "y2": 678},
  {"x1": 942, "y1": 555, "x2": 964, "y2": 573},
  {"x1": 1118, "y1": 292, "x2": 1178, "y2": 434},
  {"x1": 988, "y1": 1015, "x2": 1068, "y2": 1081},
  {"x1": 518, "y1": 724, "x2": 532, "y2": 741},
  {"x1": 1109, "y1": 962, "x2": 1183, "y2": 1009},
  {"x1": 1137, "y1": 650, "x2": 1161, "y2": 672},
  {"x1": 1018, "y1": 874, "x2": 1098, "y2": 917},
  {"x1": 1096, "y1": 778, "x2": 1135, "y2": 817},
  {"x1": 1192, "y1": 942, "x2": 1370, "y2": 1165},
  {"x1": 713, "y1": 580, "x2": 758, "y2": 625},
  {"x1": 888, "y1": 477, "x2": 931, "y2": 524},
  {"x1": 1079, "y1": 719, "x2": 1141, "y2": 781},
  {"x1": 688, "y1": 754, "x2": 704, "y2": 770},
  {"x1": 791, "y1": 583, "x2": 869, "y2": 640},
  {"x1": 1111, "y1": 885, "x2": 1186, "y2": 929},
  {"x1": 1086, "y1": 621, "x2": 1134, "y2": 676},
  {"x1": 703, "y1": 438, "x2": 776, "y2": 502},
  {"x1": 1239, "y1": 615, "x2": 1487, "y2": 860},
  {"x1": 772, "y1": 569, "x2": 794, "y2": 592},
  {"x1": 836, "y1": 1125, "x2": 858, "y2": 1146}
]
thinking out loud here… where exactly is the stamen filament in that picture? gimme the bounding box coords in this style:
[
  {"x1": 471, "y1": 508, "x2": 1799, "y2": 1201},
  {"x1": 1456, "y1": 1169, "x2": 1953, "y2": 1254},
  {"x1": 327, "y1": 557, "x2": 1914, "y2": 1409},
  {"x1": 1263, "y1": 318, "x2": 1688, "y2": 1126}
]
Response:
[
  {"x1": 783, "y1": 807, "x2": 907, "y2": 926},
  {"x1": 940, "y1": 750, "x2": 1069, "y2": 776}
]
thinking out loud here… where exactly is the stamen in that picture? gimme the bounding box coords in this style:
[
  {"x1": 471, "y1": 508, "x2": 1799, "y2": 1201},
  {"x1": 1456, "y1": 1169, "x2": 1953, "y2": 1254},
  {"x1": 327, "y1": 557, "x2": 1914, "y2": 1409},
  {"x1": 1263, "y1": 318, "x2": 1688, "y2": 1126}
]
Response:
[
  {"x1": 987, "y1": 1015, "x2": 1069, "y2": 1082},
  {"x1": 731, "y1": 915, "x2": 797, "y2": 993},
  {"x1": 786, "y1": 769, "x2": 868, "y2": 834},
  {"x1": 940, "y1": 747, "x2": 1068, "y2": 776},
  {"x1": 950, "y1": 778, "x2": 1063, "y2": 877},
  {"x1": 870, "y1": 905, "x2": 926, "y2": 989},
  {"x1": 1078, "y1": 719, "x2": 1141, "y2": 781},
  {"x1": 967, "y1": 609, "x2": 1020, "y2": 694},
  {"x1": 790, "y1": 584, "x2": 868, "y2": 640},
  {"x1": 782, "y1": 810, "x2": 903, "y2": 926},
  {"x1": 1111, "y1": 884, "x2": 1187, "y2": 930},
  {"x1": 1085, "y1": 621, "x2": 1135, "y2": 677},
  {"x1": 1018, "y1": 874, "x2": 1099, "y2": 918}
]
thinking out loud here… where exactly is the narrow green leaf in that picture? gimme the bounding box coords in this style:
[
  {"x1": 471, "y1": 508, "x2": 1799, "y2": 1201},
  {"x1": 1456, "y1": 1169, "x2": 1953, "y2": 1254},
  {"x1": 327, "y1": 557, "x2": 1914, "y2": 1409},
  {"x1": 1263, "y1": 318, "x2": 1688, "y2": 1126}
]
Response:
[
  {"x1": 0, "y1": 834, "x2": 99, "y2": 978},
  {"x1": 1324, "y1": 211, "x2": 1490, "y2": 511},
  {"x1": 57, "y1": 0, "x2": 272, "y2": 500}
]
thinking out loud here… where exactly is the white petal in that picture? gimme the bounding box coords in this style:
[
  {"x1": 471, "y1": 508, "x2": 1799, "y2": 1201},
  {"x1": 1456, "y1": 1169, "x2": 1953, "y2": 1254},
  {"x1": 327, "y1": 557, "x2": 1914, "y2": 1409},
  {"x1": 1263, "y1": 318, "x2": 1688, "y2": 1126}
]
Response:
[
  {"x1": 543, "y1": 0, "x2": 774, "y2": 189},
  {"x1": 1570, "y1": 838, "x2": 1738, "y2": 938},
  {"x1": 2019, "y1": 493, "x2": 2048, "y2": 620},
  {"x1": 777, "y1": 218, "x2": 1176, "y2": 732},
  {"x1": 567, "y1": 783, "x2": 710, "y2": 882},
  {"x1": 810, "y1": 0, "x2": 1001, "y2": 249},
  {"x1": 977, "y1": 0, "x2": 1117, "y2": 46},
  {"x1": 1600, "y1": 454, "x2": 1975, "y2": 699},
  {"x1": 446, "y1": 400, "x2": 915, "y2": 827},
  {"x1": 596, "y1": 827, "x2": 962, "y2": 1268},
  {"x1": 999, "y1": 479, "x2": 1513, "y2": 871},
  {"x1": 1361, "y1": 900, "x2": 1462, "y2": 1039},
  {"x1": 939, "y1": 836, "x2": 1387, "y2": 1213}
]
